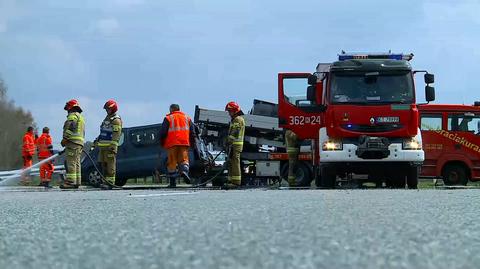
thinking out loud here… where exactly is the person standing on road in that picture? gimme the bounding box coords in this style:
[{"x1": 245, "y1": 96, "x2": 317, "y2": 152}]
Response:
[
  {"x1": 95, "y1": 99, "x2": 122, "y2": 189},
  {"x1": 225, "y1": 101, "x2": 245, "y2": 188},
  {"x1": 21, "y1": 126, "x2": 36, "y2": 185},
  {"x1": 60, "y1": 99, "x2": 85, "y2": 189},
  {"x1": 36, "y1": 127, "x2": 54, "y2": 188},
  {"x1": 285, "y1": 129, "x2": 300, "y2": 187},
  {"x1": 160, "y1": 104, "x2": 195, "y2": 188}
]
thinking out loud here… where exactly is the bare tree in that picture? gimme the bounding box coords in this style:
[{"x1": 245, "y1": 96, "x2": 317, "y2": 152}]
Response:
[{"x1": 0, "y1": 75, "x2": 36, "y2": 170}]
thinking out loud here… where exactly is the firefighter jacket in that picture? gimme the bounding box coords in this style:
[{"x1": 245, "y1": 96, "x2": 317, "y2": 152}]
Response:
[
  {"x1": 22, "y1": 132, "x2": 36, "y2": 157},
  {"x1": 63, "y1": 112, "x2": 85, "y2": 146},
  {"x1": 160, "y1": 111, "x2": 194, "y2": 149},
  {"x1": 36, "y1": 133, "x2": 54, "y2": 159},
  {"x1": 97, "y1": 114, "x2": 122, "y2": 149},
  {"x1": 227, "y1": 115, "x2": 245, "y2": 151}
]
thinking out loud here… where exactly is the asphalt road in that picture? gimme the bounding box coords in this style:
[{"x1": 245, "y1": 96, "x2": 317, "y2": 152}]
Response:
[{"x1": 0, "y1": 187, "x2": 479, "y2": 269}]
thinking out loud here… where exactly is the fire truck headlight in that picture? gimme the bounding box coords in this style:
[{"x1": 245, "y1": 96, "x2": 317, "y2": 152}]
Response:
[
  {"x1": 402, "y1": 138, "x2": 422, "y2": 150},
  {"x1": 322, "y1": 140, "x2": 343, "y2": 151}
]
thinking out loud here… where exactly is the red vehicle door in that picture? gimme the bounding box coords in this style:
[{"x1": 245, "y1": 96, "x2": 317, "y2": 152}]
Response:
[
  {"x1": 278, "y1": 73, "x2": 325, "y2": 140},
  {"x1": 419, "y1": 112, "x2": 444, "y2": 177}
]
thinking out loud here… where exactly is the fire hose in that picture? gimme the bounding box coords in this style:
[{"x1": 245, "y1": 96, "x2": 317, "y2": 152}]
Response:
[
  {"x1": 82, "y1": 147, "x2": 228, "y2": 189},
  {"x1": 81, "y1": 149, "x2": 122, "y2": 189},
  {"x1": 188, "y1": 149, "x2": 227, "y2": 188},
  {"x1": 0, "y1": 148, "x2": 227, "y2": 189}
]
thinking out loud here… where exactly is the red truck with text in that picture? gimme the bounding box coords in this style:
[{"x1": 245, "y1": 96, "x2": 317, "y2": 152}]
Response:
[
  {"x1": 278, "y1": 52, "x2": 435, "y2": 188},
  {"x1": 419, "y1": 103, "x2": 480, "y2": 185}
]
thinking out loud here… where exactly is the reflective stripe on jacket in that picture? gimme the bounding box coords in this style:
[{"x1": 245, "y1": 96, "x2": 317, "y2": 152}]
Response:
[
  {"x1": 98, "y1": 114, "x2": 122, "y2": 147},
  {"x1": 163, "y1": 111, "x2": 191, "y2": 149},
  {"x1": 22, "y1": 132, "x2": 35, "y2": 157},
  {"x1": 36, "y1": 133, "x2": 53, "y2": 158},
  {"x1": 63, "y1": 112, "x2": 85, "y2": 146},
  {"x1": 228, "y1": 115, "x2": 245, "y2": 148}
]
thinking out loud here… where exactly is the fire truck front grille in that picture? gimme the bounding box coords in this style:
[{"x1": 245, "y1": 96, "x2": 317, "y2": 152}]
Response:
[{"x1": 341, "y1": 124, "x2": 403, "y2": 133}]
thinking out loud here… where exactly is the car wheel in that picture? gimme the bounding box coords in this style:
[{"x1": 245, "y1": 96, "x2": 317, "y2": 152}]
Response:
[
  {"x1": 443, "y1": 164, "x2": 468, "y2": 186},
  {"x1": 86, "y1": 167, "x2": 102, "y2": 187}
]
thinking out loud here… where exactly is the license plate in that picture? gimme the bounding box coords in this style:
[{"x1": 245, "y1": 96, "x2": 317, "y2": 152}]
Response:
[{"x1": 375, "y1": 116, "x2": 399, "y2": 123}]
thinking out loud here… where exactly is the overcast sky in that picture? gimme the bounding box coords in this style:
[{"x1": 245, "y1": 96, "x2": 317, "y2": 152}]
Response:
[{"x1": 1, "y1": 0, "x2": 479, "y2": 148}]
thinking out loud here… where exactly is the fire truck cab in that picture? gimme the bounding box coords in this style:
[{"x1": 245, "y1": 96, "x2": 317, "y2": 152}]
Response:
[
  {"x1": 419, "y1": 103, "x2": 480, "y2": 185},
  {"x1": 278, "y1": 52, "x2": 435, "y2": 189}
]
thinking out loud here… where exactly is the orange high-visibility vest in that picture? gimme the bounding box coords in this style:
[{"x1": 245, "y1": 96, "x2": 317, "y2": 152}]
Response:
[
  {"x1": 36, "y1": 133, "x2": 53, "y2": 159},
  {"x1": 22, "y1": 132, "x2": 35, "y2": 157},
  {"x1": 163, "y1": 111, "x2": 191, "y2": 149}
]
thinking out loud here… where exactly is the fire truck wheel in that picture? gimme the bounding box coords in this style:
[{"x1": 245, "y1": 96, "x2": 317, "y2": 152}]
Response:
[
  {"x1": 280, "y1": 162, "x2": 312, "y2": 187},
  {"x1": 316, "y1": 167, "x2": 336, "y2": 189},
  {"x1": 442, "y1": 165, "x2": 468, "y2": 186},
  {"x1": 387, "y1": 174, "x2": 405, "y2": 189},
  {"x1": 406, "y1": 167, "x2": 419, "y2": 189}
]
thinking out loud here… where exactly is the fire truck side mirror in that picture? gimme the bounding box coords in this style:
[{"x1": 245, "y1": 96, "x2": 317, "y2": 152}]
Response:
[
  {"x1": 424, "y1": 73, "x2": 434, "y2": 84},
  {"x1": 425, "y1": 86, "x2": 435, "y2": 102},
  {"x1": 307, "y1": 86, "x2": 316, "y2": 102},
  {"x1": 307, "y1": 75, "x2": 317, "y2": 85}
]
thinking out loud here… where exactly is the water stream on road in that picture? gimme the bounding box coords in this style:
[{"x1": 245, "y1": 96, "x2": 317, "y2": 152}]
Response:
[{"x1": 0, "y1": 153, "x2": 60, "y2": 186}]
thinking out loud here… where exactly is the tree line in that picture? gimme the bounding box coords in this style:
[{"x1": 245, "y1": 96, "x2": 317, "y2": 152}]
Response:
[{"x1": 0, "y1": 75, "x2": 36, "y2": 170}]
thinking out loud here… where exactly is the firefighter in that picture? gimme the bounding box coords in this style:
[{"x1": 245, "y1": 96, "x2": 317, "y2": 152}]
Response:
[
  {"x1": 96, "y1": 99, "x2": 122, "y2": 189},
  {"x1": 160, "y1": 104, "x2": 195, "y2": 188},
  {"x1": 60, "y1": 99, "x2": 85, "y2": 189},
  {"x1": 36, "y1": 127, "x2": 54, "y2": 188},
  {"x1": 21, "y1": 126, "x2": 36, "y2": 185},
  {"x1": 225, "y1": 101, "x2": 245, "y2": 188},
  {"x1": 285, "y1": 129, "x2": 300, "y2": 187}
]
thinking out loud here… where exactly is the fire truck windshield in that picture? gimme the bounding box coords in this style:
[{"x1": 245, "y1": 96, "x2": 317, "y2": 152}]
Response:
[{"x1": 330, "y1": 71, "x2": 414, "y2": 104}]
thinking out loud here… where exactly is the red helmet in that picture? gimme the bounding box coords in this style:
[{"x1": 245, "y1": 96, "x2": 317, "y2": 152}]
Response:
[
  {"x1": 225, "y1": 101, "x2": 241, "y2": 114},
  {"x1": 64, "y1": 99, "x2": 82, "y2": 111},
  {"x1": 104, "y1": 99, "x2": 118, "y2": 113}
]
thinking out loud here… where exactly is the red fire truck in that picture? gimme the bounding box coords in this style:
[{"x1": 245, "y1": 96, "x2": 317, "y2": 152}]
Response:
[
  {"x1": 419, "y1": 103, "x2": 480, "y2": 185},
  {"x1": 278, "y1": 52, "x2": 435, "y2": 189}
]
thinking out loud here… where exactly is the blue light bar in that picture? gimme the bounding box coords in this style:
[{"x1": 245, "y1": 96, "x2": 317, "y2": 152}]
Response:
[{"x1": 338, "y1": 53, "x2": 413, "y2": 61}]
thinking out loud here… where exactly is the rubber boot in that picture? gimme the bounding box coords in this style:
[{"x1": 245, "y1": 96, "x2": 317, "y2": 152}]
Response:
[
  {"x1": 168, "y1": 177, "x2": 176, "y2": 188},
  {"x1": 60, "y1": 179, "x2": 78, "y2": 189},
  {"x1": 59, "y1": 184, "x2": 77, "y2": 189},
  {"x1": 288, "y1": 177, "x2": 297, "y2": 188},
  {"x1": 223, "y1": 180, "x2": 241, "y2": 190}
]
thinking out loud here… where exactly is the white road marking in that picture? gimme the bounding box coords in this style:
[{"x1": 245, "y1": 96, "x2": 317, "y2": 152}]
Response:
[{"x1": 129, "y1": 192, "x2": 197, "y2": 198}]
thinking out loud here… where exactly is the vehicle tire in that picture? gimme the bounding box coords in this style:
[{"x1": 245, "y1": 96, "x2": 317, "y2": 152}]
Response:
[
  {"x1": 115, "y1": 177, "x2": 128, "y2": 187},
  {"x1": 85, "y1": 166, "x2": 102, "y2": 187},
  {"x1": 442, "y1": 164, "x2": 468, "y2": 186},
  {"x1": 369, "y1": 169, "x2": 385, "y2": 188},
  {"x1": 281, "y1": 162, "x2": 312, "y2": 187},
  {"x1": 317, "y1": 167, "x2": 336, "y2": 189},
  {"x1": 388, "y1": 174, "x2": 405, "y2": 189},
  {"x1": 406, "y1": 166, "x2": 419, "y2": 189}
]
